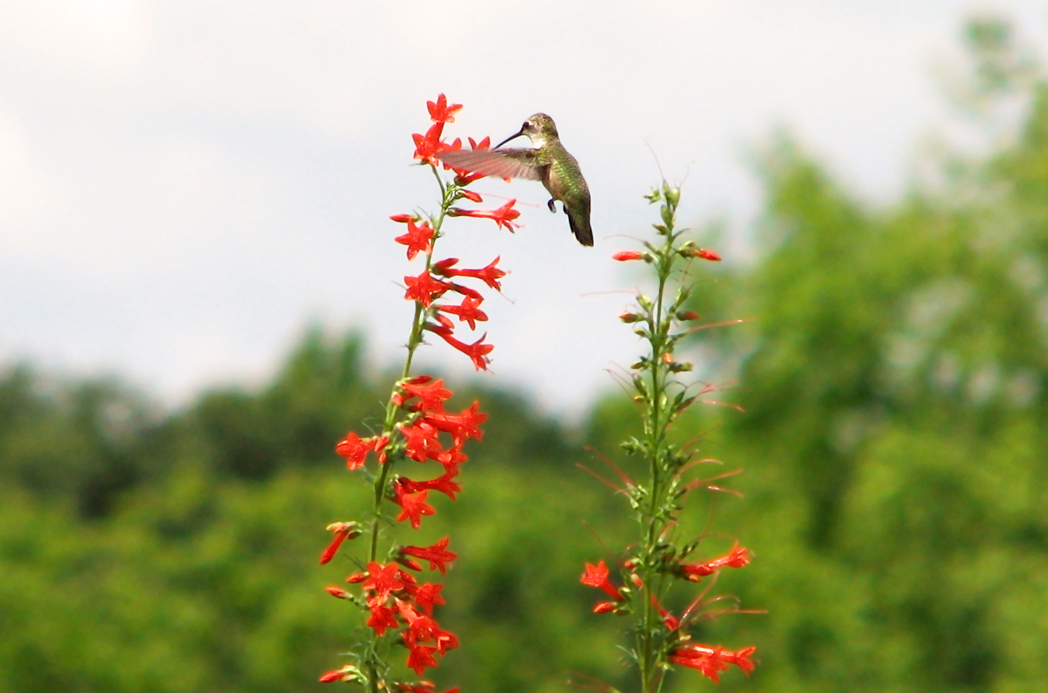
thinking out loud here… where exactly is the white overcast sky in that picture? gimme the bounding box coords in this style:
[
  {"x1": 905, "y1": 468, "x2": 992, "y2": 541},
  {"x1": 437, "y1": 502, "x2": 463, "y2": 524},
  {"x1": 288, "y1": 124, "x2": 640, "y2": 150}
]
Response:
[{"x1": 3, "y1": 1, "x2": 1048, "y2": 417}]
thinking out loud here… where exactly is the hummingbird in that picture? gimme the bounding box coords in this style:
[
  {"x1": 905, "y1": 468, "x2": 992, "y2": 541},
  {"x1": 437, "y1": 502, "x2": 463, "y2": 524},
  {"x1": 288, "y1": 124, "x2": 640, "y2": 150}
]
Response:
[{"x1": 437, "y1": 113, "x2": 593, "y2": 246}]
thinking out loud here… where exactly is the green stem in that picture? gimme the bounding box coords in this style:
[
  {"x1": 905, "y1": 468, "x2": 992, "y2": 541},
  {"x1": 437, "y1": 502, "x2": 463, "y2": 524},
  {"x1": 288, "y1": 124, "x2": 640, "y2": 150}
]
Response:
[{"x1": 638, "y1": 212, "x2": 678, "y2": 693}]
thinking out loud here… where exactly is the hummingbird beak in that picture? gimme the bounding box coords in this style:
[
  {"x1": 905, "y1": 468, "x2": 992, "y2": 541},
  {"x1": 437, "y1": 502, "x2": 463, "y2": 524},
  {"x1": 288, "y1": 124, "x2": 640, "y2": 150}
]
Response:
[{"x1": 494, "y1": 127, "x2": 526, "y2": 149}]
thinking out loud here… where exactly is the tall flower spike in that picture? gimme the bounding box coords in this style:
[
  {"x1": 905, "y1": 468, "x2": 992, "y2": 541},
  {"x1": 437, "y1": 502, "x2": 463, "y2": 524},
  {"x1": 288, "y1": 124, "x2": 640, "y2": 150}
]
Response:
[
  {"x1": 580, "y1": 180, "x2": 757, "y2": 693},
  {"x1": 321, "y1": 94, "x2": 498, "y2": 693}
]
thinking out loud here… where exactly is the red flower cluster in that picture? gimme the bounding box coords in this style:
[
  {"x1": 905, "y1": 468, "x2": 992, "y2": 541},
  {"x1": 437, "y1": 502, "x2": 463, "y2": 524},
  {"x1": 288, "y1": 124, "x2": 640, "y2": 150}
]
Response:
[
  {"x1": 669, "y1": 645, "x2": 756, "y2": 684},
  {"x1": 395, "y1": 252, "x2": 505, "y2": 371},
  {"x1": 320, "y1": 552, "x2": 458, "y2": 680},
  {"x1": 410, "y1": 94, "x2": 523, "y2": 232},
  {"x1": 580, "y1": 544, "x2": 756, "y2": 684},
  {"x1": 321, "y1": 94, "x2": 510, "y2": 692}
]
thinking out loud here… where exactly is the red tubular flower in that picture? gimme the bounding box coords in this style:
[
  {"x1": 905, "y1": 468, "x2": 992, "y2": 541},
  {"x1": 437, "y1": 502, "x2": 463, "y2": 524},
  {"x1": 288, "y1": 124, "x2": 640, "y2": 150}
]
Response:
[
  {"x1": 401, "y1": 537, "x2": 458, "y2": 575},
  {"x1": 435, "y1": 443, "x2": 467, "y2": 472},
  {"x1": 405, "y1": 643, "x2": 439, "y2": 675},
  {"x1": 319, "y1": 522, "x2": 361, "y2": 564},
  {"x1": 335, "y1": 431, "x2": 378, "y2": 470},
  {"x1": 366, "y1": 602, "x2": 400, "y2": 636},
  {"x1": 362, "y1": 562, "x2": 406, "y2": 603},
  {"x1": 412, "y1": 122, "x2": 446, "y2": 166},
  {"x1": 448, "y1": 199, "x2": 521, "y2": 231},
  {"x1": 398, "y1": 377, "x2": 453, "y2": 412},
  {"x1": 399, "y1": 421, "x2": 443, "y2": 462},
  {"x1": 423, "y1": 402, "x2": 487, "y2": 441},
  {"x1": 613, "y1": 250, "x2": 644, "y2": 261},
  {"x1": 680, "y1": 542, "x2": 750, "y2": 580},
  {"x1": 670, "y1": 644, "x2": 756, "y2": 683},
  {"x1": 413, "y1": 582, "x2": 446, "y2": 615},
  {"x1": 430, "y1": 330, "x2": 494, "y2": 371},
  {"x1": 686, "y1": 248, "x2": 721, "y2": 261},
  {"x1": 398, "y1": 469, "x2": 462, "y2": 501},
  {"x1": 404, "y1": 271, "x2": 451, "y2": 307},
  {"x1": 427, "y1": 93, "x2": 462, "y2": 124},
  {"x1": 326, "y1": 586, "x2": 350, "y2": 599},
  {"x1": 434, "y1": 256, "x2": 506, "y2": 291},
  {"x1": 394, "y1": 218, "x2": 435, "y2": 261},
  {"x1": 436, "y1": 295, "x2": 488, "y2": 330},
  {"x1": 651, "y1": 595, "x2": 680, "y2": 630},
  {"x1": 580, "y1": 560, "x2": 625, "y2": 601},
  {"x1": 394, "y1": 486, "x2": 437, "y2": 529},
  {"x1": 319, "y1": 665, "x2": 360, "y2": 683}
]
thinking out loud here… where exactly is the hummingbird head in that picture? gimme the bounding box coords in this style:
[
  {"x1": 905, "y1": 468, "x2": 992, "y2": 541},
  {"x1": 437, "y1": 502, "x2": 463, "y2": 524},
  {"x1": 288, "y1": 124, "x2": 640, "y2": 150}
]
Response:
[{"x1": 495, "y1": 113, "x2": 559, "y2": 149}]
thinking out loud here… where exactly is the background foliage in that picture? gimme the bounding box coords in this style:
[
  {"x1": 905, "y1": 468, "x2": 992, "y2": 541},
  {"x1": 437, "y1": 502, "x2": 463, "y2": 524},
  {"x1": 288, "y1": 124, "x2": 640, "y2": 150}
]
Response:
[{"x1": 3, "y1": 19, "x2": 1048, "y2": 693}]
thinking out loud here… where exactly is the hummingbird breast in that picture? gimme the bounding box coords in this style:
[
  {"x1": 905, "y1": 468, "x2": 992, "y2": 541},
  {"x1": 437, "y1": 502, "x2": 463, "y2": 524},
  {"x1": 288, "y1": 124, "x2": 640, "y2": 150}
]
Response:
[{"x1": 543, "y1": 144, "x2": 589, "y2": 206}]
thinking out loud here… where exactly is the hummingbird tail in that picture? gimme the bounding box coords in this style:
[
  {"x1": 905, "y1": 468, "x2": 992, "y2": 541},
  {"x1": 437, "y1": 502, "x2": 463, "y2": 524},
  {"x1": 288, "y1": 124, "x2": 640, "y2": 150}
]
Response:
[{"x1": 568, "y1": 212, "x2": 594, "y2": 247}]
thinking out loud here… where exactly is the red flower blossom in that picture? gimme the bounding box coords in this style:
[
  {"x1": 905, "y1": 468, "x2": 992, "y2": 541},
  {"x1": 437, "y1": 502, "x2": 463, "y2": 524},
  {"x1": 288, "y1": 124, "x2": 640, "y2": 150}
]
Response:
[
  {"x1": 423, "y1": 401, "x2": 487, "y2": 441},
  {"x1": 405, "y1": 643, "x2": 439, "y2": 675},
  {"x1": 401, "y1": 537, "x2": 457, "y2": 575},
  {"x1": 436, "y1": 295, "x2": 488, "y2": 330},
  {"x1": 670, "y1": 644, "x2": 756, "y2": 683},
  {"x1": 399, "y1": 420, "x2": 443, "y2": 463},
  {"x1": 580, "y1": 560, "x2": 625, "y2": 601},
  {"x1": 398, "y1": 377, "x2": 453, "y2": 412},
  {"x1": 435, "y1": 445, "x2": 467, "y2": 473},
  {"x1": 430, "y1": 330, "x2": 494, "y2": 371},
  {"x1": 335, "y1": 431, "x2": 378, "y2": 470},
  {"x1": 413, "y1": 582, "x2": 446, "y2": 615},
  {"x1": 398, "y1": 469, "x2": 462, "y2": 501},
  {"x1": 427, "y1": 94, "x2": 462, "y2": 124},
  {"x1": 404, "y1": 270, "x2": 451, "y2": 307},
  {"x1": 394, "y1": 486, "x2": 437, "y2": 529},
  {"x1": 448, "y1": 199, "x2": 521, "y2": 231},
  {"x1": 366, "y1": 602, "x2": 400, "y2": 636},
  {"x1": 685, "y1": 248, "x2": 721, "y2": 261},
  {"x1": 319, "y1": 521, "x2": 361, "y2": 564},
  {"x1": 680, "y1": 542, "x2": 750, "y2": 580},
  {"x1": 434, "y1": 256, "x2": 506, "y2": 291},
  {"x1": 412, "y1": 122, "x2": 446, "y2": 166},
  {"x1": 362, "y1": 562, "x2": 405, "y2": 603},
  {"x1": 613, "y1": 250, "x2": 644, "y2": 261},
  {"x1": 394, "y1": 218, "x2": 435, "y2": 261}
]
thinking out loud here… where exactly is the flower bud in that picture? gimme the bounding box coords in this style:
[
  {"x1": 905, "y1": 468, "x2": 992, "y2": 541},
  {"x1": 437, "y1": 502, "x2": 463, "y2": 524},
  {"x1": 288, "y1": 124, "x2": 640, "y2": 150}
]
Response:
[
  {"x1": 664, "y1": 186, "x2": 681, "y2": 208},
  {"x1": 660, "y1": 205, "x2": 674, "y2": 228},
  {"x1": 613, "y1": 251, "x2": 644, "y2": 261}
]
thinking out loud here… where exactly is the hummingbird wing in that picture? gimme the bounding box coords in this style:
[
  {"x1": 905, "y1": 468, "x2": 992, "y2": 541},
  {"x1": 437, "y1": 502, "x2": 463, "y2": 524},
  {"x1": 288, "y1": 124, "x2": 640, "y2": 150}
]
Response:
[{"x1": 436, "y1": 148, "x2": 544, "y2": 181}]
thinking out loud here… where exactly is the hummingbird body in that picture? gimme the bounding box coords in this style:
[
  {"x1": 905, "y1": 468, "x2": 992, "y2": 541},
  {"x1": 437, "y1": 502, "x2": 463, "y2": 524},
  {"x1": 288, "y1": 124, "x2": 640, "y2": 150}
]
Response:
[{"x1": 436, "y1": 113, "x2": 593, "y2": 246}]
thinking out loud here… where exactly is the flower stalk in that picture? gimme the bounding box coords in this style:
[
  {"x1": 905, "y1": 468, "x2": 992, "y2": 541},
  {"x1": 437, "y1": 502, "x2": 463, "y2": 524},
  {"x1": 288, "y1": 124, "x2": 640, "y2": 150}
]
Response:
[
  {"x1": 583, "y1": 183, "x2": 758, "y2": 691},
  {"x1": 319, "y1": 94, "x2": 517, "y2": 693}
]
